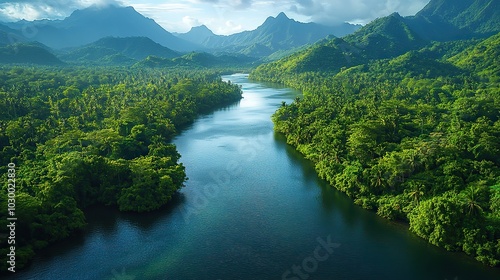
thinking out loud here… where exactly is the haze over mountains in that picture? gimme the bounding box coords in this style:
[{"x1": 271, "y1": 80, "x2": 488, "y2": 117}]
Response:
[
  {"x1": 175, "y1": 12, "x2": 360, "y2": 57},
  {"x1": 252, "y1": 0, "x2": 500, "y2": 77},
  {"x1": 2, "y1": 5, "x2": 198, "y2": 51},
  {"x1": 0, "y1": 3, "x2": 361, "y2": 65},
  {"x1": 0, "y1": 0, "x2": 498, "y2": 67}
]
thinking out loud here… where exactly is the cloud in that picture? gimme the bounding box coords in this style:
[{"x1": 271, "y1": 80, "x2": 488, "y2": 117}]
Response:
[
  {"x1": 288, "y1": 0, "x2": 429, "y2": 25},
  {"x1": 0, "y1": 0, "x2": 430, "y2": 34},
  {"x1": 193, "y1": 0, "x2": 253, "y2": 10},
  {"x1": 182, "y1": 15, "x2": 202, "y2": 27},
  {"x1": 0, "y1": 0, "x2": 123, "y2": 21}
]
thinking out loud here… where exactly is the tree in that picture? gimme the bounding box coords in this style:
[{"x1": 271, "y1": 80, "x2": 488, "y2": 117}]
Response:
[{"x1": 409, "y1": 192, "x2": 465, "y2": 250}]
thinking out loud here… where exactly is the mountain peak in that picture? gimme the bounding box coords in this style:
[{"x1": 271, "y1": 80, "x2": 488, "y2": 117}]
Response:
[
  {"x1": 190, "y1": 25, "x2": 214, "y2": 34},
  {"x1": 12, "y1": 4, "x2": 200, "y2": 51},
  {"x1": 276, "y1": 12, "x2": 289, "y2": 20},
  {"x1": 175, "y1": 25, "x2": 215, "y2": 46}
]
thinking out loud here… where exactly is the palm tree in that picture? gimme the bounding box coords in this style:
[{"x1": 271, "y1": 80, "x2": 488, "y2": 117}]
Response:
[
  {"x1": 463, "y1": 185, "x2": 483, "y2": 217},
  {"x1": 407, "y1": 181, "x2": 424, "y2": 204}
]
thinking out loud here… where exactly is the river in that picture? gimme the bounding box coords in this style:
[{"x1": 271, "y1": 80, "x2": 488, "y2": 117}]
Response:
[{"x1": 12, "y1": 74, "x2": 500, "y2": 280}]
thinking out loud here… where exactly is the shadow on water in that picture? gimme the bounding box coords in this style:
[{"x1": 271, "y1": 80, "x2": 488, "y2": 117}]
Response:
[
  {"x1": 119, "y1": 192, "x2": 185, "y2": 229},
  {"x1": 272, "y1": 127, "x2": 500, "y2": 280},
  {"x1": 11, "y1": 192, "x2": 187, "y2": 279},
  {"x1": 273, "y1": 130, "x2": 359, "y2": 216}
]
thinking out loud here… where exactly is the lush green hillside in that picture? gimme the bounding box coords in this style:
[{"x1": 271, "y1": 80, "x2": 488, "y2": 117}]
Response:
[
  {"x1": 59, "y1": 46, "x2": 135, "y2": 65},
  {"x1": 406, "y1": 0, "x2": 500, "y2": 40},
  {"x1": 449, "y1": 32, "x2": 500, "y2": 81},
  {"x1": 133, "y1": 52, "x2": 256, "y2": 69},
  {"x1": 0, "y1": 43, "x2": 63, "y2": 65},
  {"x1": 344, "y1": 13, "x2": 426, "y2": 59},
  {"x1": 252, "y1": 0, "x2": 499, "y2": 83},
  {"x1": 250, "y1": 37, "x2": 364, "y2": 88},
  {"x1": 251, "y1": 13, "x2": 427, "y2": 86},
  {"x1": 252, "y1": 31, "x2": 500, "y2": 267},
  {"x1": 59, "y1": 37, "x2": 179, "y2": 65}
]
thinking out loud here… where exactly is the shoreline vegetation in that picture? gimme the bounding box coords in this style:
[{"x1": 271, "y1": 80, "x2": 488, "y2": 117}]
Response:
[
  {"x1": 249, "y1": 32, "x2": 500, "y2": 266},
  {"x1": 0, "y1": 66, "x2": 242, "y2": 271}
]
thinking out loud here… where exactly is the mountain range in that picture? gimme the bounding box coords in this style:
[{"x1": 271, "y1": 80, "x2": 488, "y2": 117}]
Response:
[
  {"x1": 175, "y1": 12, "x2": 360, "y2": 57},
  {"x1": 0, "y1": 0, "x2": 498, "y2": 67},
  {"x1": 2, "y1": 5, "x2": 199, "y2": 52},
  {"x1": 252, "y1": 0, "x2": 500, "y2": 78},
  {"x1": 0, "y1": 4, "x2": 361, "y2": 64}
]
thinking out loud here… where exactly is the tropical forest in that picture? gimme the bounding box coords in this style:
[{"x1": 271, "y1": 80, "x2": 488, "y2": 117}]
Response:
[{"x1": 0, "y1": 0, "x2": 499, "y2": 279}]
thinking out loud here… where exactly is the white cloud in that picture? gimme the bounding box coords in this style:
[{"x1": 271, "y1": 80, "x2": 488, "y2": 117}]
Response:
[
  {"x1": 182, "y1": 16, "x2": 202, "y2": 27},
  {"x1": 0, "y1": 0, "x2": 430, "y2": 33},
  {"x1": 0, "y1": 0, "x2": 123, "y2": 21},
  {"x1": 289, "y1": 0, "x2": 429, "y2": 25}
]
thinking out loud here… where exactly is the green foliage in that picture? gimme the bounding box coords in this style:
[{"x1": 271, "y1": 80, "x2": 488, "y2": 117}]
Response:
[
  {"x1": 0, "y1": 65, "x2": 242, "y2": 270},
  {"x1": 344, "y1": 12, "x2": 426, "y2": 59},
  {"x1": 449, "y1": 32, "x2": 500, "y2": 82},
  {"x1": 409, "y1": 192, "x2": 466, "y2": 250},
  {"x1": 253, "y1": 31, "x2": 500, "y2": 266}
]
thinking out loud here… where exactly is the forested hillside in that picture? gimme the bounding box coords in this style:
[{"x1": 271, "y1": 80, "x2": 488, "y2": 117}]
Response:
[
  {"x1": 0, "y1": 43, "x2": 63, "y2": 65},
  {"x1": 250, "y1": 31, "x2": 500, "y2": 266},
  {"x1": 250, "y1": 12, "x2": 428, "y2": 84},
  {"x1": 406, "y1": 0, "x2": 500, "y2": 41},
  {"x1": 59, "y1": 37, "x2": 180, "y2": 65},
  {"x1": 0, "y1": 66, "x2": 242, "y2": 270}
]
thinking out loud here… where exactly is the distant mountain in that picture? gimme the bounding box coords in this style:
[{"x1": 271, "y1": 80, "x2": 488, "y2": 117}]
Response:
[
  {"x1": 60, "y1": 36, "x2": 180, "y2": 64},
  {"x1": 252, "y1": 0, "x2": 499, "y2": 79},
  {"x1": 0, "y1": 43, "x2": 63, "y2": 65},
  {"x1": 252, "y1": 12, "x2": 426, "y2": 77},
  {"x1": 4, "y1": 5, "x2": 201, "y2": 51},
  {"x1": 134, "y1": 52, "x2": 257, "y2": 68},
  {"x1": 177, "y1": 52, "x2": 256, "y2": 67},
  {"x1": 174, "y1": 25, "x2": 215, "y2": 45},
  {"x1": 344, "y1": 12, "x2": 426, "y2": 59},
  {"x1": 177, "y1": 13, "x2": 360, "y2": 57},
  {"x1": 0, "y1": 24, "x2": 27, "y2": 46},
  {"x1": 405, "y1": 0, "x2": 500, "y2": 41}
]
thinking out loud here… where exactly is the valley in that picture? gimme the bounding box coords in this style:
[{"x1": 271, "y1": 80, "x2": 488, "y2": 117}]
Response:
[{"x1": 0, "y1": 0, "x2": 499, "y2": 278}]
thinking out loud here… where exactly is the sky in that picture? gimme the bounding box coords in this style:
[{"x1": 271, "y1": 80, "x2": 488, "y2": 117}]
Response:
[{"x1": 0, "y1": 0, "x2": 430, "y2": 35}]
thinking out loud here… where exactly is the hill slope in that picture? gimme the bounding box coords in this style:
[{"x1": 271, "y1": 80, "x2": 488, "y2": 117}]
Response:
[
  {"x1": 448, "y1": 32, "x2": 500, "y2": 81},
  {"x1": 344, "y1": 13, "x2": 426, "y2": 59},
  {"x1": 0, "y1": 43, "x2": 63, "y2": 65},
  {"x1": 251, "y1": 0, "x2": 499, "y2": 81},
  {"x1": 251, "y1": 13, "x2": 426, "y2": 81},
  {"x1": 406, "y1": 0, "x2": 500, "y2": 41},
  {"x1": 60, "y1": 37, "x2": 180, "y2": 64}
]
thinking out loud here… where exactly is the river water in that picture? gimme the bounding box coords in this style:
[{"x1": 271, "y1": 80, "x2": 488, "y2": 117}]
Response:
[{"x1": 12, "y1": 74, "x2": 500, "y2": 280}]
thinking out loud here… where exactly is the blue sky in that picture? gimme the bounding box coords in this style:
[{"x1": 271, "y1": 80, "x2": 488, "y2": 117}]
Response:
[{"x1": 0, "y1": 0, "x2": 430, "y2": 35}]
